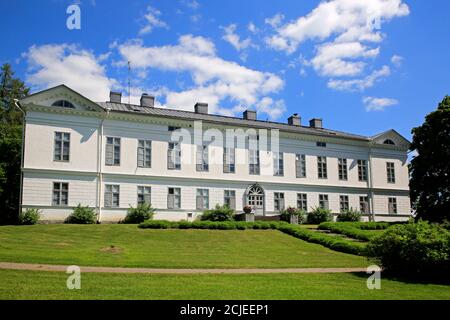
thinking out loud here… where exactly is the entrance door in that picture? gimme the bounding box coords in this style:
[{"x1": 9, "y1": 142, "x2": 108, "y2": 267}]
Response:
[{"x1": 246, "y1": 184, "x2": 265, "y2": 216}]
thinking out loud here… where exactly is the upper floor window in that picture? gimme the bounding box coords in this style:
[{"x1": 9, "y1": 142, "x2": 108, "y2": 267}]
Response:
[
  {"x1": 358, "y1": 160, "x2": 368, "y2": 182},
  {"x1": 168, "y1": 187, "x2": 181, "y2": 209},
  {"x1": 223, "y1": 147, "x2": 235, "y2": 173},
  {"x1": 105, "y1": 184, "x2": 120, "y2": 208},
  {"x1": 387, "y1": 162, "x2": 396, "y2": 183},
  {"x1": 296, "y1": 154, "x2": 306, "y2": 178},
  {"x1": 196, "y1": 145, "x2": 209, "y2": 172},
  {"x1": 383, "y1": 139, "x2": 395, "y2": 145},
  {"x1": 137, "y1": 186, "x2": 151, "y2": 205},
  {"x1": 52, "y1": 100, "x2": 75, "y2": 109},
  {"x1": 137, "y1": 140, "x2": 152, "y2": 168},
  {"x1": 196, "y1": 189, "x2": 209, "y2": 210},
  {"x1": 388, "y1": 197, "x2": 398, "y2": 214},
  {"x1": 52, "y1": 182, "x2": 68, "y2": 206},
  {"x1": 168, "y1": 142, "x2": 181, "y2": 170},
  {"x1": 54, "y1": 132, "x2": 70, "y2": 162},
  {"x1": 273, "y1": 152, "x2": 284, "y2": 176},
  {"x1": 317, "y1": 156, "x2": 328, "y2": 179},
  {"x1": 316, "y1": 142, "x2": 327, "y2": 148},
  {"x1": 224, "y1": 190, "x2": 236, "y2": 209},
  {"x1": 338, "y1": 158, "x2": 348, "y2": 181},
  {"x1": 106, "y1": 137, "x2": 121, "y2": 166},
  {"x1": 249, "y1": 149, "x2": 260, "y2": 175}
]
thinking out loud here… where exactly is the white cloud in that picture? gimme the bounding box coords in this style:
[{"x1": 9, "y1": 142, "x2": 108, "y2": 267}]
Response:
[
  {"x1": 391, "y1": 54, "x2": 403, "y2": 67},
  {"x1": 363, "y1": 96, "x2": 398, "y2": 111},
  {"x1": 327, "y1": 65, "x2": 390, "y2": 91},
  {"x1": 266, "y1": 0, "x2": 409, "y2": 53},
  {"x1": 265, "y1": 13, "x2": 285, "y2": 28},
  {"x1": 222, "y1": 24, "x2": 252, "y2": 52},
  {"x1": 183, "y1": 0, "x2": 199, "y2": 9},
  {"x1": 248, "y1": 22, "x2": 258, "y2": 34},
  {"x1": 117, "y1": 35, "x2": 285, "y2": 119},
  {"x1": 139, "y1": 5, "x2": 168, "y2": 35},
  {"x1": 311, "y1": 41, "x2": 380, "y2": 77},
  {"x1": 24, "y1": 44, "x2": 117, "y2": 101}
]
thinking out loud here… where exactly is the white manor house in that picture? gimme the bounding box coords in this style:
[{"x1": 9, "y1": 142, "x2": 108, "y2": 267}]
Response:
[{"x1": 18, "y1": 85, "x2": 412, "y2": 222}]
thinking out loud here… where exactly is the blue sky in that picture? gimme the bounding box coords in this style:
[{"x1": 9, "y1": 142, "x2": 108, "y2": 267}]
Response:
[{"x1": 1, "y1": 0, "x2": 449, "y2": 140}]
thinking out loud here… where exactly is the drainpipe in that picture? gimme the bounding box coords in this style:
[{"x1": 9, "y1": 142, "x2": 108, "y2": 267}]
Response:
[
  {"x1": 96, "y1": 108, "x2": 110, "y2": 223},
  {"x1": 14, "y1": 99, "x2": 26, "y2": 219},
  {"x1": 368, "y1": 145, "x2": 376, "y2": 222}
]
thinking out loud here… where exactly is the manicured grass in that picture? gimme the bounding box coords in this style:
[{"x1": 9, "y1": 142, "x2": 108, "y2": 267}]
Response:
[
  {"x1": 0, "y1": 225, "x2": 367, "y2": 268},
  {"x1": 1, "y1": 269, "x2": 449, "y2": 300}
]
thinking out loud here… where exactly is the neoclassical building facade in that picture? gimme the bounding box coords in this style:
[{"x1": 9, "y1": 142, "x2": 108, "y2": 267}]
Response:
[{"x1": 18, "y1": 85, "x2": 412, "y2": 222}]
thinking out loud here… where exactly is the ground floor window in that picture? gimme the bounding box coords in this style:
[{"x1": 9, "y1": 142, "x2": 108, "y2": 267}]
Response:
[
  {"x1": 52, "y1": 182, "x2": 68, "y2": 206},
  {"x1": 297, "y1": 193, "x2": 307, "y2": 211},
  {"x1": 388, "y1": 197, "x2": 398, "y2": 214},
  {"x1": 168, "y1": 187, "x2": 181, "y2": 209},
  {"x1": 274, "y1": 192, "x2": 285, "y2": 212},
  {"x1": 339, "y1": 195, "x2": 349, "y2": 212},
  {"x1": 319, "y1": 194, "x2": 329, "y2": 210},
  {"x1": 359, "y1": 196, "x2": 369, "y2": 214},
  {"x1": 137, "y1": 186, "x2": 151, "y2": 205},
  {"x1": 224, "y1": 190, "x2": 236, "y2": 209},
  {"x1": 105, "y1": 184, "x2": 120, "y2": 208},
  {"x1": 196, "y1": 189, "x2": 209, "y2": 210}
]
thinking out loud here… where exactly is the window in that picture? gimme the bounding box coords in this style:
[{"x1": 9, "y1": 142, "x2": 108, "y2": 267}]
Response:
[
  {"x1": 224, "y1": 190, "x2": 236, "y2": 209},
  {"x1": 297, "y1": 193, "x2": 307, "y2": 211},
  {"x1": 383, "y1": 139, "x2": 395, "y2": 145},
  {"x1": 105, "y1": 184, "x2": 120, "y2": 208},
  {"x1": 274, "y1": 192, "x2": 285, "y2": 212},
  {"x1": 106, "y1": 137, "x2": 121, "y2": 166},
  {"x1": 360, "y1": 196, "x2": 369, "y2": 214},
  {"x1": 137, "y1": 140, "x2": 152, "y2": 168},
  {"x1": 168, "y1": 187, "x2": 181, "y2": 209},
  {"x1": 249, "y1": 149, "x2": 260, "y2": 175},
  {"x1": 388, "y1": 197, "x2": 398, "y2": 214},
  {"x1": 358, "y1": 160, "x2": 368, "y2": 182},
  {"x1": 54, "y1": 132, "x2": 70, "y2": 161},
  {"x1": 52, "y1": 182, "x2": 68, "y2": 206},
  {"x1": 316, "y1": 142, "x2": 327, "y2": 148},
  {"x1": 273, "y1": 152, "x2": 284, "y2": 176},
  {"x1": 137, "y1": 186, "x2": 151, "y2": 205},
  {"x1": 339, "y1": 195, "x2": 349, "y2": 213},
  {"x1": 223, "y1": 147, "x2": 235, "y2": 173},
  {"x1": 52, "y1": 100, "x2": 75, "y2": 108},
  {"x1": 319, "y1": 194, "x2": 329, "y2": 210},
  {"x1": 168, "y1": 142, "x2": 181, "y2": 170},
  {"x1": 168, "y1": 126, "x2": 180, "y2": 132},
  {"x1": 296, "y1": 154, "x2": 307, "y2": 178},
  {"x1": 196, "y1": 189, "x2": 209, "y2": 210},
  {"x1": 387, "y1": 162, "x2": 396, "y2": 183},
  {"x1": 338, "y1": 158, "x2": 348, "y2": 181},
  {"x1": 196, "y1": 145, "x2": 209, "y2": 172},
  {"x1": 317, "y1": 156, "x2": 328, "y2": 179}
]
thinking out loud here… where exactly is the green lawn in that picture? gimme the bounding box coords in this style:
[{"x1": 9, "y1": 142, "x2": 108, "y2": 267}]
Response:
[
  {"x1": 1, "y1": 269, "x2": 449, "y2": 300},
  {"x1": 0, "y1": 225, "x2": 367, "y2": 268}
]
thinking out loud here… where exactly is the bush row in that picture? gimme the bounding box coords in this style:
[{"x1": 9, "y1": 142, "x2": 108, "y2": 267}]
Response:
[
  {"x1": 318, "y1": 222, "x2": 376, "y2": 241},
  {"x1": 138, "y1": 220, "x2": 366, "y2": 255}
]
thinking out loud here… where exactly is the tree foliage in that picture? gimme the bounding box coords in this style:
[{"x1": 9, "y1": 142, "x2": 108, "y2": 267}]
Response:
[
  {"x1": 410, "y1": 96, "x2": 450, "y2": 222},
  {"x1": 0, "y1": 63, "x2": 29, "y2": 225}
]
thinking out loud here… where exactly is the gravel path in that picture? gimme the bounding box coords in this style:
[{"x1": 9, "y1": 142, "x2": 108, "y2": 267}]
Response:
[{"x1": 0, "y1": 262, "x2": 367, "y2": 274}]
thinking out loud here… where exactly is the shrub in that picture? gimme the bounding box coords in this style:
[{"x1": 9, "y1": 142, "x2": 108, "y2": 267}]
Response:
[
  {"x1": 318, "y1": 222, "x2": 375, "y2": 241},
  {"x1": 65, "y1": 204, "x2": 97, "y2": 224},
  {"x1": 336, "y1": 209, "x2": 362, "y2": 222},
  {"x1": 201, "y1": 204, "x2": 235, "y2": 222},
  {"x1": 139, "y1": 220, "x2": 172, "y2": 229},
  {"x1": 367, "y1": 221, "x2": 450, "y2": 278},
  {"x1": 307, "y1": 207, "x2": 333, "y2": 224},
  {"x1": 280, "y1": 207, "x2": 306, "y2": 224},
  {"x1": 18, "y1": 208, "x2": 41, "y2": 225},
  {"x1": 123, "y1": 203, "x2": 155, "y2": 224}
]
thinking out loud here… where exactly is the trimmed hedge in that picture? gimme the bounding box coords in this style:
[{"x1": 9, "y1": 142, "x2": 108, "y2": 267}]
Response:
[
  {"x1": 139, "y1": 220, "x2": 366, "y2": 256},
  {"x1": 318, "y1": 222, "x2": 376, "y2": 241},
  {"x1": 201, "y1": 204, "x2": 235, "y2": 222}
]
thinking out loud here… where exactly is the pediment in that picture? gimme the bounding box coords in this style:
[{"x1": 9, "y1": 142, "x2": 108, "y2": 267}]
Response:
[
  {"x1": 20, "y1": 85, "x2": 104, "y2": 112},
  {"x1": 371, "y1": 129, "x2": 410, "y2": 150}
]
